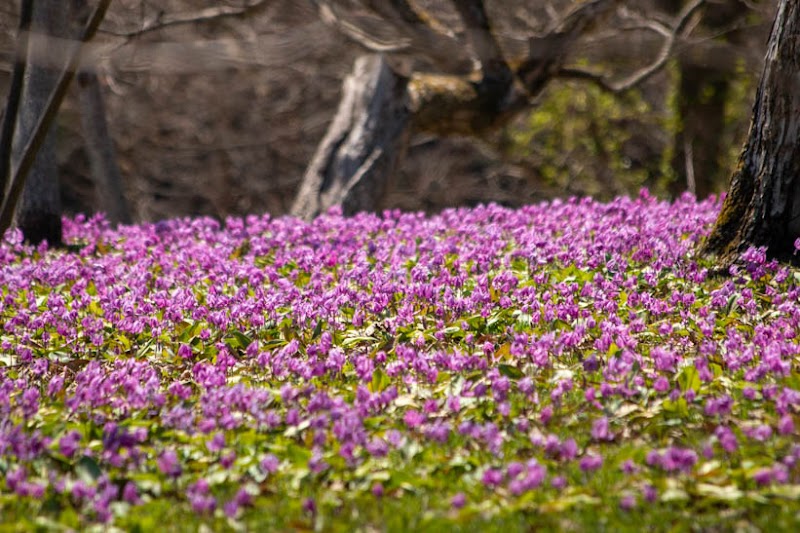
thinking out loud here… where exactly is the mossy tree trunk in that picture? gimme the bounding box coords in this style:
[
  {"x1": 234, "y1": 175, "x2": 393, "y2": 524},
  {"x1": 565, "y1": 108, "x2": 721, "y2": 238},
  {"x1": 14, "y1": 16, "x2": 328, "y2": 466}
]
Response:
[{"x1": 701, "y1": 0, "x2": 800, "y2": 264}]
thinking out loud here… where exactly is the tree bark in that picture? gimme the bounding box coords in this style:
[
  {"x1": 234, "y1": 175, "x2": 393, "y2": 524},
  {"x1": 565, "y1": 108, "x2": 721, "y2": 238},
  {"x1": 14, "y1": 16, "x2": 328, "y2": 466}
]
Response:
[
  {"x1": 701, "y1": 0, "x2": 800, "y2": 264},
  {"x1": 0, "y1": 0, "x2": 33, "y2": 200},
  {"x1": 12, "y1": 1, "x2": 70, "y2": 246},
  {"x1": 668, "y1": 62, "x2": 729, "y2": 199},
  {"x1": 77, "y1": 71, "x2": 132, "y2": 226},
  {"x1": 290, "y1": 55, "x2": 411, "y2": 220},
  {"x1": 664, "y1": 0, "x2": 749, "y2": 200}
]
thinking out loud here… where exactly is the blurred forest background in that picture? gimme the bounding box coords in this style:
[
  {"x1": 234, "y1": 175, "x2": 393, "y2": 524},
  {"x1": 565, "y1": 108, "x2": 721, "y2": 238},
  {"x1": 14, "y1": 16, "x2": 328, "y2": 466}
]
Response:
[{"x1": 0, "y1": 0, "x2": 776, "y2": 223}]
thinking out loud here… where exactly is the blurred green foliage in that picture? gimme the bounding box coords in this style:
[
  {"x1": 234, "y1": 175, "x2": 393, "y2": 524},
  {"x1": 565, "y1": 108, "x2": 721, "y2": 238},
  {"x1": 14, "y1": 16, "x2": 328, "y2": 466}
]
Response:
[{"x1": 503, "y1": 59, "x2": 759, "y2": 200}]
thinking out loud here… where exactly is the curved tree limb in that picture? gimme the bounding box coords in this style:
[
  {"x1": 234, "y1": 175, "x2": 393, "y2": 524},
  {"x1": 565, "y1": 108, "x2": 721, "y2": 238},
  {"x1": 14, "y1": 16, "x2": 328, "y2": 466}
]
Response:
[
  {"x1": 515, "y1": 0, "x2": 619, "y2": 97},
  {"x1": 409, "y1": 0, "x2": 620, "y2": 136},
  {"x1": 310, "y1": 0, "x2": 473, "y2": 74},
  {"x1": 101, "y1": 0, "x2": 272, "y2": 40},
  {"x1": 556, "y1": 0, "x2": 706, "y2": 93}
]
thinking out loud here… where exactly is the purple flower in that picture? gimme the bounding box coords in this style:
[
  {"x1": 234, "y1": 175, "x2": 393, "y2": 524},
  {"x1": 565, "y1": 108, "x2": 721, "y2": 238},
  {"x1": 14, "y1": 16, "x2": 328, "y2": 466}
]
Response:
[
  {"x1": 207, "y1": 432, "x2": 226, "y2": 453},
  {"x1": 518, "y1": 377, "x2": 535, "y2": 395},
  {"x1": 221, "y1": 451, "x2": 236, "y2": 469},
  {"x1": 403, "y1": 410, "x2": 425, "y2": 429},
  {"x1": 620, "y1": 459, "x2": 639, "y2": 475},
  {"x1": 122, "y1": 481, "x2": 141, "y2": 504},
  {"x1": 591, "y1": 417, "x2": 612, "y2": 442},
  {"x1": 583, "y1": 354, "x2": 599, "y2": 372},
  {"x1": 178, "y1": 343, "x2": 193, "y2": 359},
  {"x1": 560, "y1": 438, "x2": 578, "y2": 461},
  {"x1": 302, "y1": 497, "x2": 317, "y2": 515},
  {"x1": 746, "y1": 424, "x2": 773, "y2": 442},
  {"x1": 660, "y1": 447, "x2": 697, "y2": 474},
  {"x1": 506, "y1": 462, "x2": 524, "y2": 479},
  {"x1": 259, "y1": 453, "x2": 281, "y2": 474},
  {"x1": 778, "y1": 415, "x2": 794, "y2": 435},
  {"x1": 157, "y1": 449, "x2": 181, "y2": 477},
  {"x1": 58, "y1": 431, "x2": 81, "y2": 458},
  {"x1": 753, "y1": 468, "x2": 773, "y2": 486},
  {"x1": 481, "y1": 468, "x2": 504, "y2": 487},
  {"x1": 653, "y1": 376, "x2": 670, "y2": 393},
  {"x1": 715, "y1": 426, "x2": 739, "y2": 453},
  {"x1": 705, "y1": 395, "x2": 733, "y2": 417},
  {"x1": 651, "y1": 347, "x2": 677, "y2": 372},
  {"x1": 579, "y1": 454, "x2": 603, "y2": 472},
  {"x1": 446, "y1": 395, "x2": 461, "y2": 412},
  {"x1": 47, "y1": 374, "x2": 65, "y2": 397},
  {"x1": 619, "y1": 494, "x2": 637, "y2": 511},
  {"x1": 451, "y1": 493, "x2": 466, "y2": 509},
  {"x1": 223, "y1": 500, "x2": 240, "y2": 518}
]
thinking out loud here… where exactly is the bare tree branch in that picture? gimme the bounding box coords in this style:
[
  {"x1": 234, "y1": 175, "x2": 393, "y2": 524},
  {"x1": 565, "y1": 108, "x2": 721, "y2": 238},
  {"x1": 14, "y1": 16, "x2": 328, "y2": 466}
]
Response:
[
  {"x1": 557, "y1": 0, "x2": 706, "y2": 93},
  {"x1": 515, "y1": 0, "x2": 618, "y2": 98},
  {"x1": 313, "y1": 1, "x2": 412, "y2": 52},
  {"x1": 101, "y1": 0, "x2": 272, "y2": 39},
  {"x1": 0, "y1": 0, "x2": 33, "y2": 202},
  {"x1": 0, "y1": 0, "x2": 111, "y2": 238},
  {"x1": 310, "y1": 0, "x2": 473, "y2": 74}
]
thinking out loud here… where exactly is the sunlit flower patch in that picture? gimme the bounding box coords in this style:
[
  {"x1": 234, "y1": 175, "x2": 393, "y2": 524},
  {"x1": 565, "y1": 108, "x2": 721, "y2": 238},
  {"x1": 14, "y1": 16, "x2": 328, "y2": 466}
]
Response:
[{"x1": 2, "y1": 191, "x2": 800, "y2": 529}]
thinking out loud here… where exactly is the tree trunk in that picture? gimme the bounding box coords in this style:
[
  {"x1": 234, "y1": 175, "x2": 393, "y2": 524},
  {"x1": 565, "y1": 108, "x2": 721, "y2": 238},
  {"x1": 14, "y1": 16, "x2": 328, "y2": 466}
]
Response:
[
  {"x1": 77, "y1": 71, "x2": 132, "y2": 226},
  {"x1": 668, "y1": 63, "x2": 729, "y2": 199},
  {"x1": 292, "y1": 1, "x2": 615, "y2": 220},
  {"x1": 701, "y1": 0, "x2": 800, "y2": 264},
  {"x1": 662, "y1": 0, "x2": 749, "y2": 200},
  {"x1": 291, "y1": 55, "x2": 411, "y2": 220},
  {"x1": 12, "y1": 1, "x2": 72, "y2": 246}
]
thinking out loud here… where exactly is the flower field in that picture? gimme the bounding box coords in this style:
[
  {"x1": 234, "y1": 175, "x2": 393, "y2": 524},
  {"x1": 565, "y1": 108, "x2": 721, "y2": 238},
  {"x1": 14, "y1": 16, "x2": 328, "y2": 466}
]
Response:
[{"x1": 2, "y1": 191, "x2": 800, "y2": 530}]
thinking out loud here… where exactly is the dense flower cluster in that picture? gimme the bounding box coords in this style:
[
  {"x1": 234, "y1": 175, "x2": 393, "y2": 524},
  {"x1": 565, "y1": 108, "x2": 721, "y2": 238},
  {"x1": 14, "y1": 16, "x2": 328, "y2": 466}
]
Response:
[{"x1": 1, "y1": 191, "x2": 800, "y2": 528}]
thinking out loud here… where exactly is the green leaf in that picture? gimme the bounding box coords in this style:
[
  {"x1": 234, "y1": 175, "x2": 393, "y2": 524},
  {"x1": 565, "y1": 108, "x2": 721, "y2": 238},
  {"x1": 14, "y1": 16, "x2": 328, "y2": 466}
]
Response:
[
  {"x1": 677, "y1": 365, "x2": 700, "y2": 393},
  {"x1": 498, "y1": 364, "x2": 524, "y2": 379},
  {"x1": 75, "y1": 455, "x2": 102, "y2": 484},
  {"x1": 285, "y1": 443, "x2": 312, "y2": 465},
  {"x1": 369, "y1": 368, "x2": 391, "y2": 393},
  {"x1": 227, "y1": 330, "x2": 253, "y2": 350}
]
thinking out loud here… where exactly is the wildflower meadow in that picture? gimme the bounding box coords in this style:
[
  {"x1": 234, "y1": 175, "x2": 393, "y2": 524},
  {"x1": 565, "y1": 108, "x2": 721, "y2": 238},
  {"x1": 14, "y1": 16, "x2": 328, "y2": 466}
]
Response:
[{"x1": 2, "y1": 191, "x2": 800, "y2": 530}]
